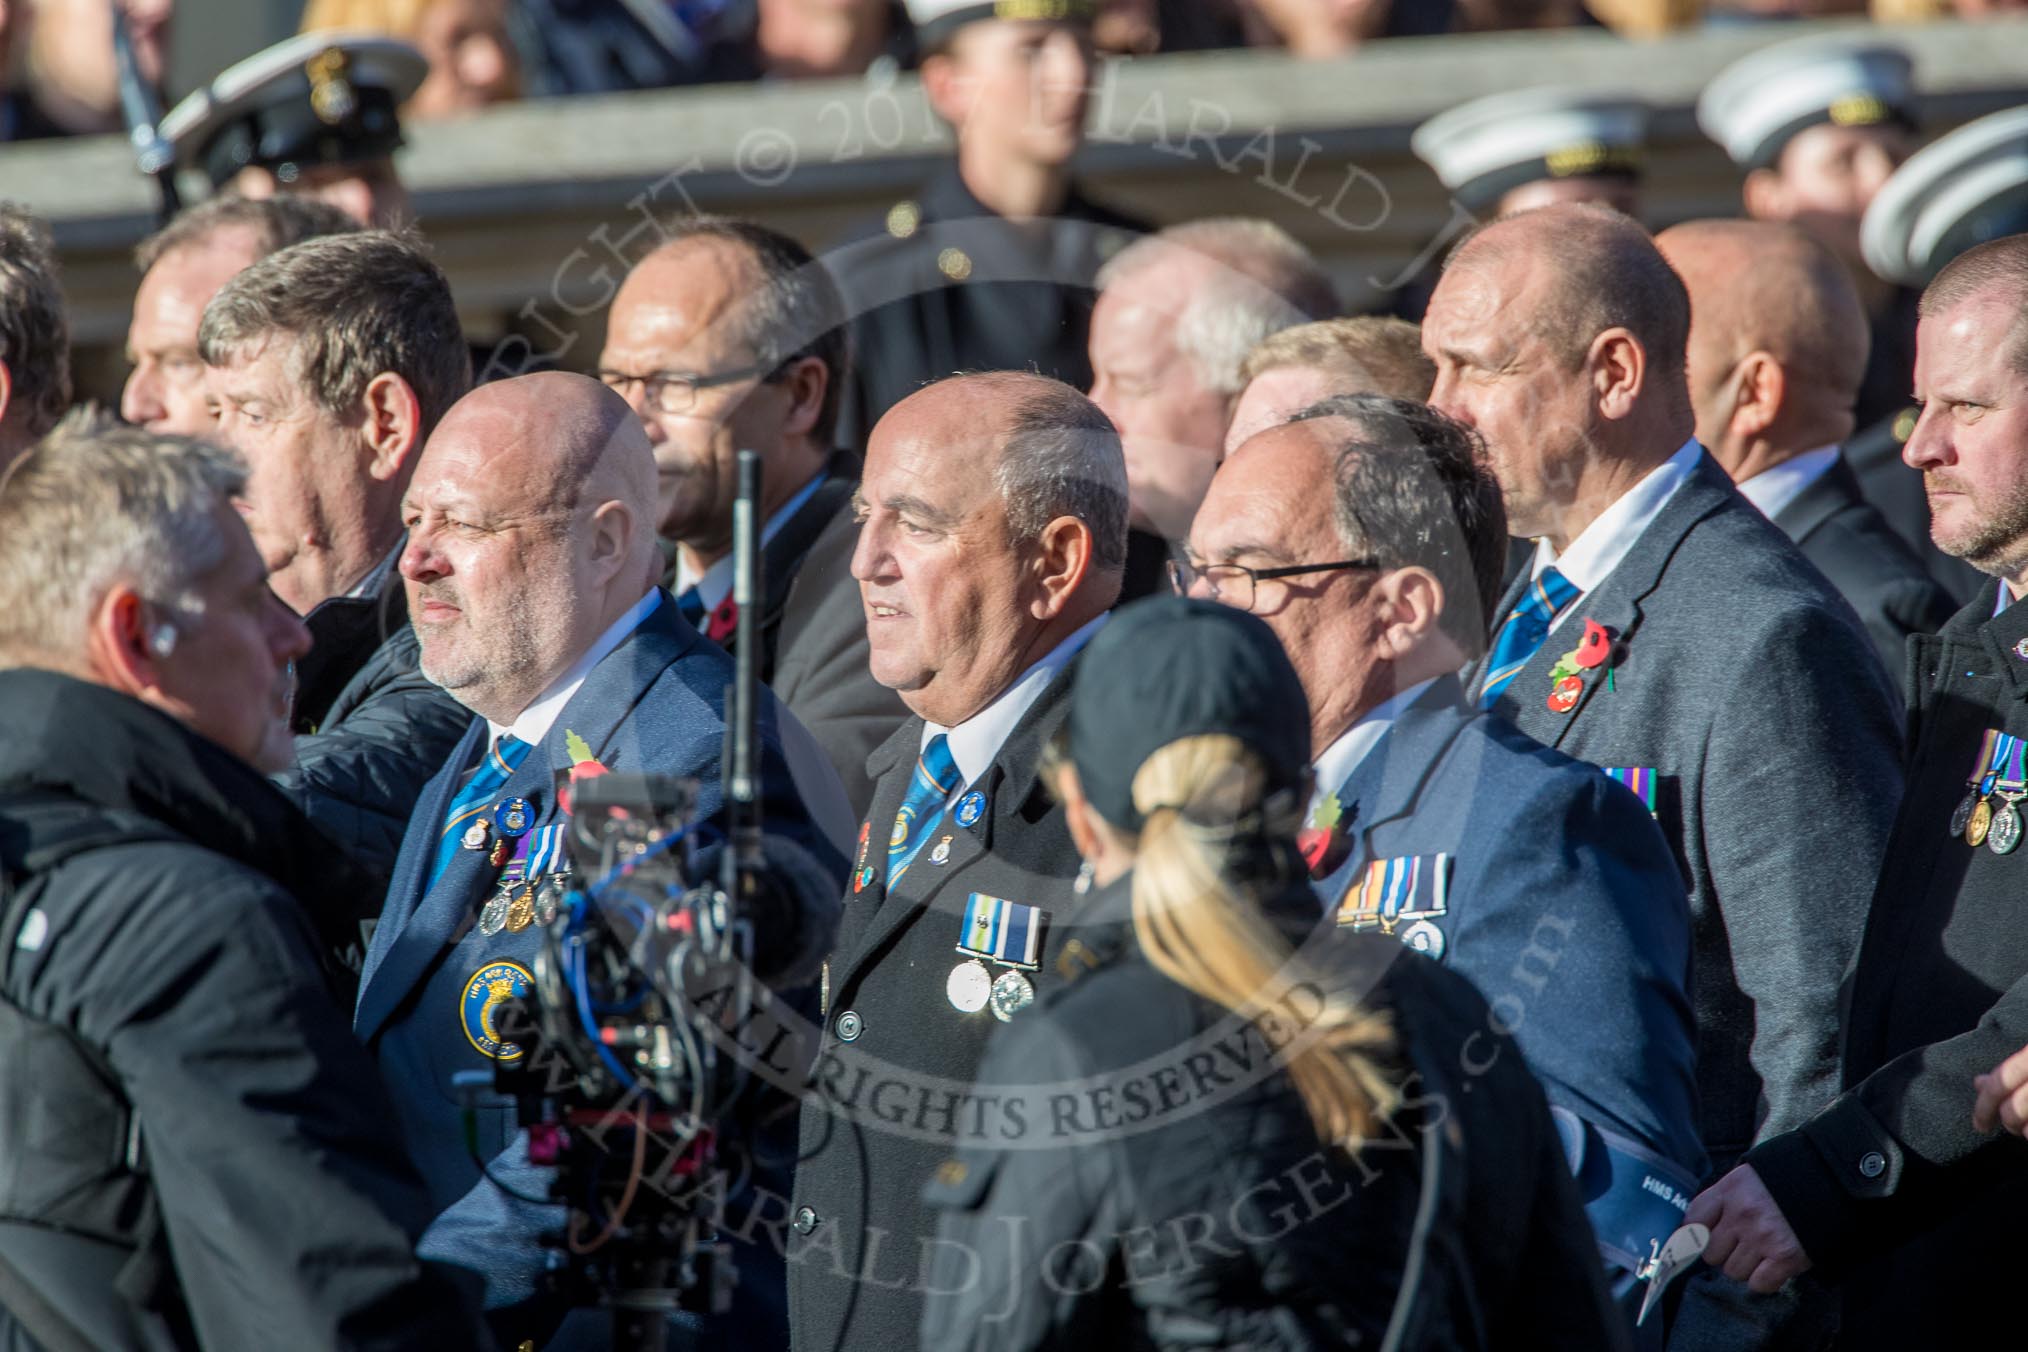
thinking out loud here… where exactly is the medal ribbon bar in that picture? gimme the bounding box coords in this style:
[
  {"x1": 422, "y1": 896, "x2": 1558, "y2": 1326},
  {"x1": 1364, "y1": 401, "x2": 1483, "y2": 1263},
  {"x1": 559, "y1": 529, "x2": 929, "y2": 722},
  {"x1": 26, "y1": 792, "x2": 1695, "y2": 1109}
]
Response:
[{"x1": 956, "y1": 893, "x2": 1043, "y2": 970}]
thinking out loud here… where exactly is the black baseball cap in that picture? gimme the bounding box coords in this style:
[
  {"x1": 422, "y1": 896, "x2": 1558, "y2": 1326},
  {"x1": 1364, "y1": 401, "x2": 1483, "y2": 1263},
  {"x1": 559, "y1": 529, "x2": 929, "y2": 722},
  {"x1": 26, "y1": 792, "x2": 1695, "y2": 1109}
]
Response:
[{"x1": 1068, "y1": 596, "x2": 1312, "y2": 832}]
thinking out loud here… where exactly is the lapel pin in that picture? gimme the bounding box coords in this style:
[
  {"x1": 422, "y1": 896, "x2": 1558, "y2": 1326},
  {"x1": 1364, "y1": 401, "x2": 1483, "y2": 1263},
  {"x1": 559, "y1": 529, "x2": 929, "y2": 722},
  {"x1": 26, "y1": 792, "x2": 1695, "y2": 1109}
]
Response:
[
  {"x1": 955, "y1": 790, "x2": 988, "y2": 829},
  {"x1": 930, "y1": 835, "x2": 953, "y2": 865}
]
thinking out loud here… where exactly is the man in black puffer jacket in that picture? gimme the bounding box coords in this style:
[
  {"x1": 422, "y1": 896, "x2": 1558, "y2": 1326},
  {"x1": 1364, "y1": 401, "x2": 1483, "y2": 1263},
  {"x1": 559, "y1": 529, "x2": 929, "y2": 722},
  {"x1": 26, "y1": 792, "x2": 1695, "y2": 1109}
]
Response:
[
  {"x1": 0, "y1": 416, "x2": 489, "y2": 1350},
  {"x1": 198, "y1": 229, "x2": 473, "y2": 904}
]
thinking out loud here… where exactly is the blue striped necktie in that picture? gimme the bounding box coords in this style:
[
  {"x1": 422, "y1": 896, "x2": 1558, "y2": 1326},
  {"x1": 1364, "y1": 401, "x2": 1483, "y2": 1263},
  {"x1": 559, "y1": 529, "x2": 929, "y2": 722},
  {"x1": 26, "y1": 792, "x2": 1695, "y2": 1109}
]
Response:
[
  {"x1": 427, "y1": 734, "x2": 532, "y2": 892},
  {"x1": 1480, "y1": 566, "x2": 1581, "y2": 709},
  {"x1": 888, "y1": 734, "x2": 960, "y2": 887}
]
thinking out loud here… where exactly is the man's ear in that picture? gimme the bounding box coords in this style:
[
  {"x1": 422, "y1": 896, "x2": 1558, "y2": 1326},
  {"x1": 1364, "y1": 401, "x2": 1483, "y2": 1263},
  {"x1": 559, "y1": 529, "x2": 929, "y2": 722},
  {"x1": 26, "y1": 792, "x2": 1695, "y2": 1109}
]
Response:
[
  {"x1": 1029, "y1": 515, "x2": 1095, "y2": 621},
  {"x1": 360, "y1": 372, "x2": 423, "y2": 482},
  {"x1": 1371, "y1": 566, "x2": 1444, "y2": 661},
  {"x1": 1732, "y1": 352, "x2": 1785, "y2": 438},
  {"x1": 84, "y1": 584, "x2": 164, "y2": 697},
  {"x1": 585, "y1": 498, "x2": 637, "y2": 582},
  {"x1": 776, "y1": 357, "x2": 829, "y2": 443},
  {"x1": 0, "y1": 357, "x2": 14, "y2": 432},
  {"x1": 1589, "y1": 328, "x2": 1647, "y2": 421}
]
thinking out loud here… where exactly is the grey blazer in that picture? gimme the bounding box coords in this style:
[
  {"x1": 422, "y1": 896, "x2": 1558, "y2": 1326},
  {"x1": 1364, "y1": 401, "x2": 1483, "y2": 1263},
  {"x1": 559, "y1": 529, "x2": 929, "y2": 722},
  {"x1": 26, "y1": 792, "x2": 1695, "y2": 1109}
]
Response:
[{"x1": 1470, "y1": 448, "x2": 1905, "y2": 1168}]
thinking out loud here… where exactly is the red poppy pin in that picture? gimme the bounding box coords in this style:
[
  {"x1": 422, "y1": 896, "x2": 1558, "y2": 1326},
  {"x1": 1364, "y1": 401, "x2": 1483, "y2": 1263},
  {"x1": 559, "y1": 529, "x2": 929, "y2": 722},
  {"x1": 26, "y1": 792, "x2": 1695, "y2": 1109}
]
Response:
[
  {"x1": 555, "y1": 729, "x2": 610, "y2": 815},
  {"x1": 1546, "y1": 620, "x2": 1618, "y2": 714}
]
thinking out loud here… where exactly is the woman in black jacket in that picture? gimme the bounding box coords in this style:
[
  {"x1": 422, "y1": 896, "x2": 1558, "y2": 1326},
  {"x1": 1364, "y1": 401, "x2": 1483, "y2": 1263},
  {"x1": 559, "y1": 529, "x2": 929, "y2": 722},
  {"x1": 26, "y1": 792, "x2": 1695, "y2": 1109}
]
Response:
[{"x1": 919, "y1": 597, "x2": 1627, "y2": 1352}]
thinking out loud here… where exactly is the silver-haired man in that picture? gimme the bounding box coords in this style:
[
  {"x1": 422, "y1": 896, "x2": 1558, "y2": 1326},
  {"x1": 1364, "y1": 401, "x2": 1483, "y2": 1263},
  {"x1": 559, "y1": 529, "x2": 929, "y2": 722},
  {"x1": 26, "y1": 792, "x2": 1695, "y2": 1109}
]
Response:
[
  {"x1": 0, "y1": 412, "x2": 487, "y2": 1351},
  {"x1": 1087, "y1": 217, "x2": 1339, "y2": 598}
]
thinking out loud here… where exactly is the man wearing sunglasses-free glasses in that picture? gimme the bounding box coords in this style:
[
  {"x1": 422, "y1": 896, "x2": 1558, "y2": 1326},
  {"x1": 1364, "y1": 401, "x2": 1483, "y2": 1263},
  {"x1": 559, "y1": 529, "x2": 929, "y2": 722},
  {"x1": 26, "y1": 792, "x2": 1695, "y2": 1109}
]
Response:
[
  {"x1": 1186, "y1": 393, "x2": 1703, "y2": 1344},
  {"x1": 597, "y1": 216, "x2": 906, "y2": 820}
]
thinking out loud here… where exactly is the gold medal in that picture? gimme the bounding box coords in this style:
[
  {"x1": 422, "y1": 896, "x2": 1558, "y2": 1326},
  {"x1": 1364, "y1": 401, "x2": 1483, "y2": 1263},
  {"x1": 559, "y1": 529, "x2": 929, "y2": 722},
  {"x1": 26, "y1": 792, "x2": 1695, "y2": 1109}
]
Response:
[
  {"x1": 505, "y1": 886, "x2": 536, "y2": 933},
  {"x1": 1968, "y1": 797, "x2": 1994, "y2": 848}
]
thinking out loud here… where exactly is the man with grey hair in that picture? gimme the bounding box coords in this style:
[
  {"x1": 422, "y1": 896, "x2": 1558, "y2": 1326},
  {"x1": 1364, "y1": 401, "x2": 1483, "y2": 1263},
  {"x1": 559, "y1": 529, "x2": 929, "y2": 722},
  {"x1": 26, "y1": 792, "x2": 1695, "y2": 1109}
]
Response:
[
  {"x1": 201, "y1": 227, "x2": 471, "y2": 907},
  {"x1": 0, "y1": 412, "x2": 488, "y2": 1351},
  {"x1": 122, "y1": 192, "x2": 358, "y2": 435},
  {"x1": 601, "y1": 215, "x2": 905, "y2": 817},
  {"x1": 1088, "y1": 216, "x2": 1337, "y2": 599},
  {"x1": 0, "y1": 204, "x2": 70, "y2": 473},
  {"x1": 1184, "y1": 394, "x2": 1702, "y2": 1334},
  {"x1": 791, "y1": 370, "x2": 1127, "y2": 1352}
]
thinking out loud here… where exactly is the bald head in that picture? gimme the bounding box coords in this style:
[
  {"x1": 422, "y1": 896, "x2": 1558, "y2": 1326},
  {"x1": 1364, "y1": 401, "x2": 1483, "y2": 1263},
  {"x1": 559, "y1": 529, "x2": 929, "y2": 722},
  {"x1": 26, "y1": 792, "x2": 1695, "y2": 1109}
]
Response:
[
  {"x1": 401, "y1": 372, "x2": 661, "y2": 722},
  {"x1": 852, "y1": 370, "x2": 1125, "y2": 725},
  {"x1": 1452, "y1": 204, "x2": 1691, "y2": 388},
  {"x1": 1657, "y1": 219, "x2": 1868, "y2": 476},
  {"x1": 1424, "y1": 203, "x2": 1694, "y2": 546}
]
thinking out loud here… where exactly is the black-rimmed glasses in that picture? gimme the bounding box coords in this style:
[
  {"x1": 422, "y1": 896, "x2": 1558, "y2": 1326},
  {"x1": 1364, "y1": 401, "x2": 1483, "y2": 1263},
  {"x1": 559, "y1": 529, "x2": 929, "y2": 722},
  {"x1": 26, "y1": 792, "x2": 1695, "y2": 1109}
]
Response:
[
  {"x1": 1167, "y1": 556, "x2": 1382, "y2": 612},
  {"x1": 594, "y1": 361, "x2": 775, "y2": 415}
]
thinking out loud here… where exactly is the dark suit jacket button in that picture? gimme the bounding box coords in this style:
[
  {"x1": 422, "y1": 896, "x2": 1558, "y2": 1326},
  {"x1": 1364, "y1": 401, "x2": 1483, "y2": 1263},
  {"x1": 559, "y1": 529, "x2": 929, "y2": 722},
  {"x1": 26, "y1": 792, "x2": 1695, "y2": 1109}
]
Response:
[
  {"x1": 793, "y1": 1205, "x2": 819, "y2": 1235},
  {"x1": 1858, "y1": 1151, "x2": 1886, "y2": 1179},
  {"x1": 835, "y1": 1010, "x2": 864, "y2": 1042}
]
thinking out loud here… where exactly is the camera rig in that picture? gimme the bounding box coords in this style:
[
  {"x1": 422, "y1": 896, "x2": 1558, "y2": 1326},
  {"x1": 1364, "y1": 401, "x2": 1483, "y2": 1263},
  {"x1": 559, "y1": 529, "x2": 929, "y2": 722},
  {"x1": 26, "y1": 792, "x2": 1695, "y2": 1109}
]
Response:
[{"x1": 484, "y1": 450, "x2": 777, "y2": 1352}]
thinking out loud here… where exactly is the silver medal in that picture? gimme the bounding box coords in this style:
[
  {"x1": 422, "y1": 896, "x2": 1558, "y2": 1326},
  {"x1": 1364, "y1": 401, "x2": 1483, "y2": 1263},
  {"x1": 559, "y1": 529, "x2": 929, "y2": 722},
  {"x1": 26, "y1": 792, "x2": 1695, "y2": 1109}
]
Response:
[
  {"x1": 1950, "y1": 791, "x2": 1978, "y2": 840},
  {"x1": 1992, "y1": 801, "x2": 2023, "y2": 855},
  {"x1": 478, "y1": 892, "x2": 511, "y2": 936},
  {"x1": 989, "y1": 969, "x2": 1036, "y2": 1022},
  {"x1": 946, "y1": 959, "x2": 992, "y2": 1013},
  {"x1": 534, "y1": 878, "x2": 563, "y2": 927},
  {"x1": 1401, "y1": 919, "x2": 1446, "y2": 960},
  {"x1": 461, "y1": 820, "x2": 491, "y2": 851}
]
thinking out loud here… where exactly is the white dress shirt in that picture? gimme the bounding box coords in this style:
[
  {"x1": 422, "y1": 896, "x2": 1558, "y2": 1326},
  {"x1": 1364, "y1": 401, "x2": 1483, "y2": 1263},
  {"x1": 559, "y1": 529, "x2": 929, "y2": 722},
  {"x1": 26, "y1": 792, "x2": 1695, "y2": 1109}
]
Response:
[
  {"x1": 1532, "y1": 439, "x2": 1701, "y2": 632},
  {"x1": 920, "y1": 614, "x2": 1109, "y2": 797},
  {"x1": 487, "y1": 589, "x2": 662, "y2": 749},
  {"x1": 1735, "y1": 444, "x2": 1840, "y2": 523}
]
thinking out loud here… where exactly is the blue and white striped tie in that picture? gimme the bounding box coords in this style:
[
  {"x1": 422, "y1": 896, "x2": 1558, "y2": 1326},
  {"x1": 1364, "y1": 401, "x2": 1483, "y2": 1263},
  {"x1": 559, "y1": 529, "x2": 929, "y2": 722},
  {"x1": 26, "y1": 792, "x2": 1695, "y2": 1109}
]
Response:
[{"x1": 1480, "y1": 567, "x2": 1581, "y2": 709}]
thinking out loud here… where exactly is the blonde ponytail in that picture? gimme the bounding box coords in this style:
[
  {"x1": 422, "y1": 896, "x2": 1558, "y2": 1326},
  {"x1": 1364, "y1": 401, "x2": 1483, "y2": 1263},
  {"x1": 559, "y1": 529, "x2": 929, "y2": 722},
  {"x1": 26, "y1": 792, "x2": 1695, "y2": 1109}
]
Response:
[{"x1": 1124, "y1": 735, "x2": 1401, "y2": 1150}]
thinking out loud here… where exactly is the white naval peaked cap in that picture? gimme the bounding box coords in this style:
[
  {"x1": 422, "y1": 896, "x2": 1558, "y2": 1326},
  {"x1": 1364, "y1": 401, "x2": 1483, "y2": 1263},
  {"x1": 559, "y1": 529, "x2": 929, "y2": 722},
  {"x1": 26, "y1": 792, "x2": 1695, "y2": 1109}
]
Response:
[
  {"x1": 1412, "y1": 87, "x2": 1649, "y2": 212},
  {"x1": 1697, "y1": 36, "x2": 1914, "y2": 171},
  {"x1": 159, "y1": 31, "x2": 427, "y2": 188},
  {"x1": 904, "y1": 0, "x2": 1098, "y2": 48},
  {"x1": 1861, "y1": 104, "x2": 2028, "y2": 286}
]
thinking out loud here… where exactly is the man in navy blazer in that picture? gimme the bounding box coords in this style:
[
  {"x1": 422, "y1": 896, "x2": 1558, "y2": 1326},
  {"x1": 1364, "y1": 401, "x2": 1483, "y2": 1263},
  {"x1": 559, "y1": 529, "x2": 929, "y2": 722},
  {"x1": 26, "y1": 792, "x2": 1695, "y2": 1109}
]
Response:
[
  {"x1": 1184, "y1": 394, "x2": 1704, "y2": 1336},
  {"x1": 356, "y1": 372, "x2": 853, "y2": 1351}
]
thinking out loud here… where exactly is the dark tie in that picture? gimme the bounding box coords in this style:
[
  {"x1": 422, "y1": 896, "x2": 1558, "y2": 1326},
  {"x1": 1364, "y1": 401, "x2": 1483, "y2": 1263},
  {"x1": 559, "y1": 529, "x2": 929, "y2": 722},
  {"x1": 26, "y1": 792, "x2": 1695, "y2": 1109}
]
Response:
[
  {"x1": 1480, "y1": 566, "x2": 1581, "y2": 709},
  {"x1": 887, "y1": 734, "x2": 960, "y2": 887},
  {"x1": 427, "y1": 734, "x2": 532, "y2": 892}
]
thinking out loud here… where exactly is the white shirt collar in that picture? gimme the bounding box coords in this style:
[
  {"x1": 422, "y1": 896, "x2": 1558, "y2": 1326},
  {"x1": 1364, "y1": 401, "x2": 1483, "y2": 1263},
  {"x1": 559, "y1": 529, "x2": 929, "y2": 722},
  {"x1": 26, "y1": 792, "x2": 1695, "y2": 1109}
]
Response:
[
  {"x1": 921, "y1": 613, "x2": 1109, "y2": 792},
  {"x1": 487, "y1": 588, "x2": 662, "y2": 750},
  {"x1": 1735, "y1": 445, "x2": 1840, "y2": 522},
  {"x1": 1310, "y1": 676, "x2": 1441, "y2": 811},
  {"x1": 674, "y1": 470, "x2": 830, "y2": 611},
  {"x1": 1532, "y1": 439, "x2": 1701, "y2": 626}
]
